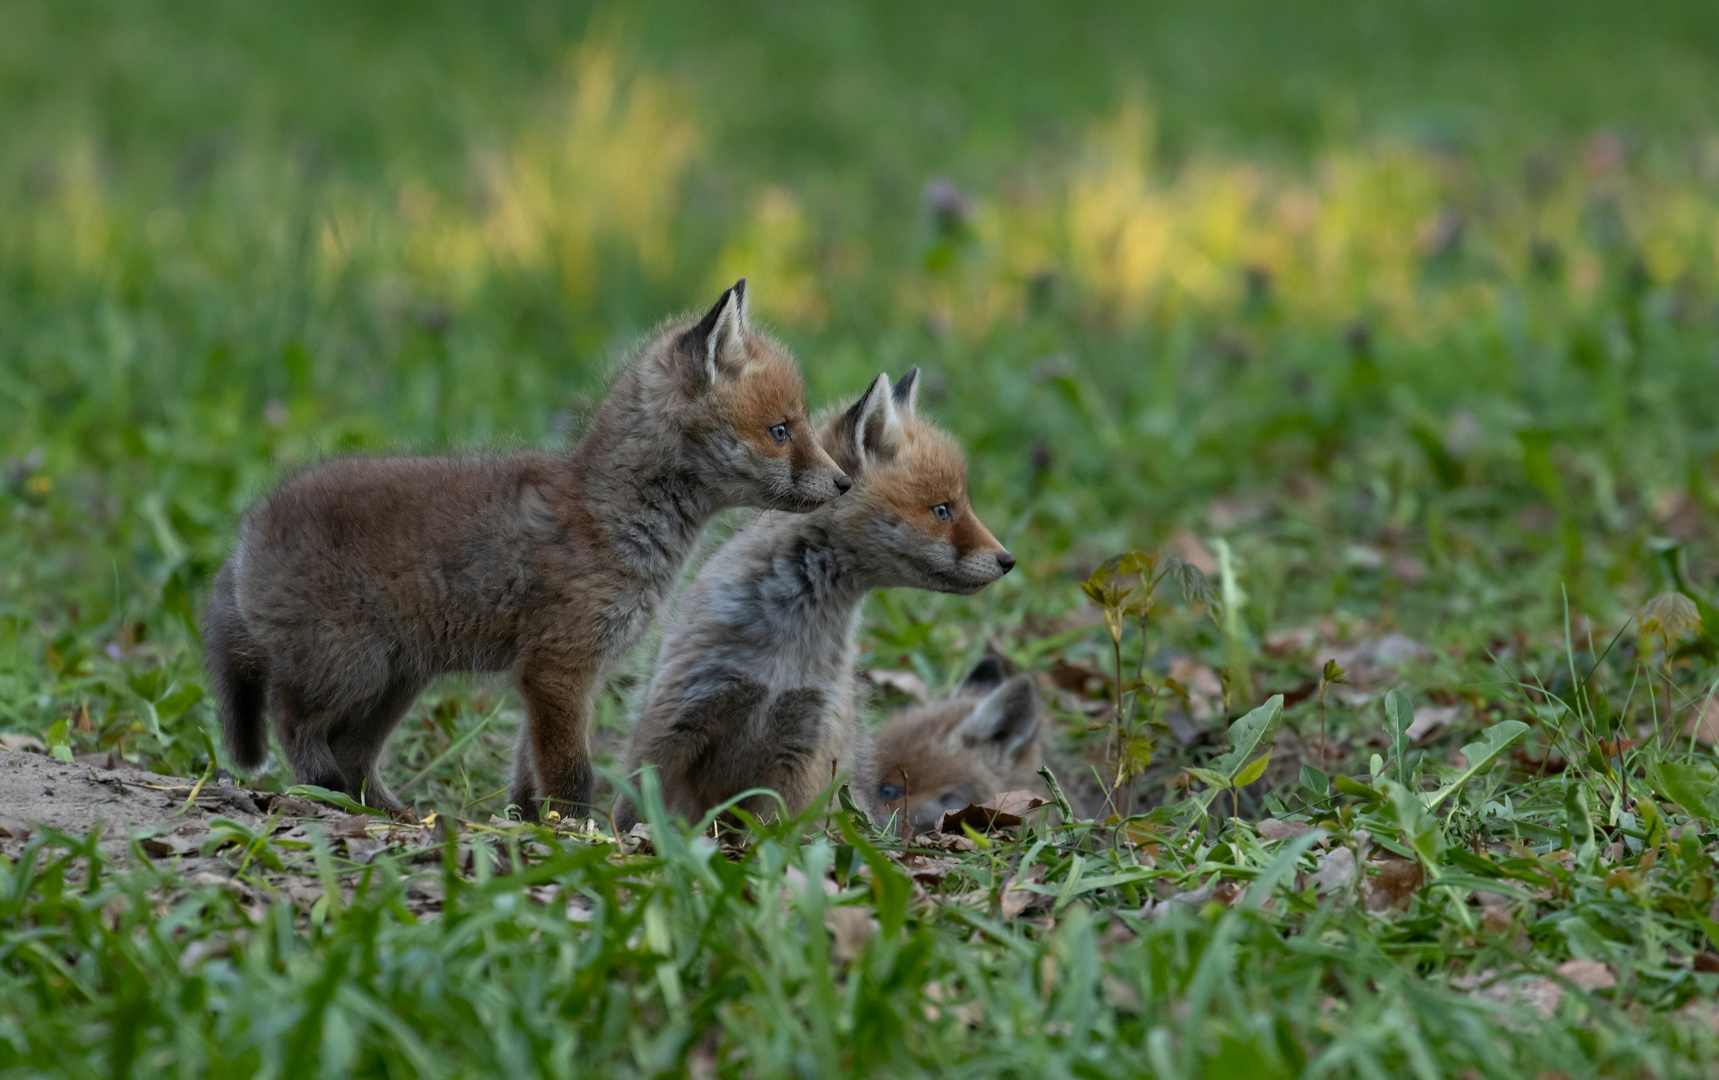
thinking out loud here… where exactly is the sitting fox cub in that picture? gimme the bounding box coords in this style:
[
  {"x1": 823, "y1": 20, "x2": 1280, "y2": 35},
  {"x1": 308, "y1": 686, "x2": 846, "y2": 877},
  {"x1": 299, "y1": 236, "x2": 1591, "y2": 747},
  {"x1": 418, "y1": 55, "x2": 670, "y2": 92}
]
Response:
[
  {"x1": 870, "y1": 658, "x2": 1043, "y2": 834},
  {"x1": 616, "y1": 368, "x2": 1013, "y2": 830},
  {"x1": 205, "y1": 282, "x2": 849, "y2": 818}
]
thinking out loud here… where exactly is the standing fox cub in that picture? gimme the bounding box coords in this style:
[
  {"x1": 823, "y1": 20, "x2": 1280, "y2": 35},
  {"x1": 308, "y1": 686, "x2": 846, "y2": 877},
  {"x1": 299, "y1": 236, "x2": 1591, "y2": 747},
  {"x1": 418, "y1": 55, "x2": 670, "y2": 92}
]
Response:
[
  {"x1": 870, "y1": 658, "x2": 1043, "y2": 834},
  {"x1": 205, "y1": 282, "x2": 849, "y2": 818},
  {"x1": 615, "y1": 368, "x2": 1013, "y2": 830}
]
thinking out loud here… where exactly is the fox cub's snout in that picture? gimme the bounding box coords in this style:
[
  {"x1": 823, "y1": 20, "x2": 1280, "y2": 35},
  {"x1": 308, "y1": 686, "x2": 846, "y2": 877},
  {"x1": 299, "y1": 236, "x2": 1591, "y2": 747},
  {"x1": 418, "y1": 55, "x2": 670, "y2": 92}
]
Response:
[
  {"x1": 871, "y1": 659, "x2": 1043, "y2": 834},
  {"x1": 684, "y1": 284, "x2": 851, "y2": 512},
  {"x1": 820, "y1": 368, "x2": 1014, "y2": 594}
]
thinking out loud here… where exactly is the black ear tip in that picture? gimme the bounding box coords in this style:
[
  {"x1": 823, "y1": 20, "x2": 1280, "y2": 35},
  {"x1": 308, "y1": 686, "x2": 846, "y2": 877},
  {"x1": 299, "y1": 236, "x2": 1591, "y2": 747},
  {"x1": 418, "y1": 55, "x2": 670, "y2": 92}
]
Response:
[
  {"x1": 892, "y1": 367, "x2": 920, "y2": 405},
  {"x1": 731, "y1": 278, "x2": 747, "y2": 297},
  {"x1": 963, "y1": 657, "x2": 1005, "y2": 691}
]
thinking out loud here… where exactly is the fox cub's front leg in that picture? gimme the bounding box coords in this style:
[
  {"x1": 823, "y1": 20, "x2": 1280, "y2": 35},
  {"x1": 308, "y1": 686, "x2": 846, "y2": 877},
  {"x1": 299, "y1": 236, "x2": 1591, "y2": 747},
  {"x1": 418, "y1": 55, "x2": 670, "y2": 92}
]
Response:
[{"x1": 511, "y1": 648, "x2": 601, "y2": 820}]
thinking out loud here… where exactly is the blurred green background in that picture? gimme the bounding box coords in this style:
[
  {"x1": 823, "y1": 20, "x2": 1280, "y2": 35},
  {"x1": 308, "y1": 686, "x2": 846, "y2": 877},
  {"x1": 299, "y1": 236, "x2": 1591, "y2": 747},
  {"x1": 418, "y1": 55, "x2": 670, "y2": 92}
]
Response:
[{"x1": 4, "y1": 0, "x2": 1719, "y2": 805}]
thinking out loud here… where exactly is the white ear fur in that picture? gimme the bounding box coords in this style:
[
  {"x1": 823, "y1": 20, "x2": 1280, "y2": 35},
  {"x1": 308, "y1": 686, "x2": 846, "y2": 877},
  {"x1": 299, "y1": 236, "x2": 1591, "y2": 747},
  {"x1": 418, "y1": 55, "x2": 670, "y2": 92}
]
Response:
[
  {"x1": 891, "y1": 366, "x2": 921, "y2": 418},
  {"x1": 707, "y1": 287, "x2": 749, "y2": 379},
  {"x1": 954, "y1": 675, "x2": 1039, "y2": 758},
  {"x1": 863, "y1": 373, "x2": 904, "y2": 459},
  {"x1": 845, "y1": 373, "x2": 891, "y2": 470}
]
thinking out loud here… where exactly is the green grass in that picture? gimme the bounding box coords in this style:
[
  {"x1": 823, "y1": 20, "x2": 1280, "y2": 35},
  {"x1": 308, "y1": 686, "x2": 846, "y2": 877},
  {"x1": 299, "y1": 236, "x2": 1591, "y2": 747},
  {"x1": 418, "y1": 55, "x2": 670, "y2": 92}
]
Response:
[{"x1": 9, "y1": 0, "x2": 1719, "y2": 1074}]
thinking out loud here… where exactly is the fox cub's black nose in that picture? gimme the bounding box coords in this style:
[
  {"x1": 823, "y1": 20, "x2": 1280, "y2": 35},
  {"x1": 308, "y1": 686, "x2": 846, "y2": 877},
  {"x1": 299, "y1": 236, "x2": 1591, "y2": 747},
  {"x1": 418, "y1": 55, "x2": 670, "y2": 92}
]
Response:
[
  {"x1": 995, "y1": 551, "x2": 1016, "y2": 573},
  {"x1": 834, "y1": 474, "x2": 853, "y2": 494}
]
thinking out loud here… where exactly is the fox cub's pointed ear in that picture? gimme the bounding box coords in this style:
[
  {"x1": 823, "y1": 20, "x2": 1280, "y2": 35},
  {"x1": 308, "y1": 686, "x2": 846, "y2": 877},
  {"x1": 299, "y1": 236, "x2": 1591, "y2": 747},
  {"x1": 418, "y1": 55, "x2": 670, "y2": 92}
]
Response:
[
  {"x1": 955, "y1": 674, "x2": 1040, "y2": 759},
  {"x1": 891, "y1": 366, "x2": 921, "y2": 417},
  {"x1": 682, "y1": 279, "x2": 750, "y2": 390},
  {"x1": 960, "y1": 657, "x2": 1005, "y2": 695},
  {"x1": 831, "y1": 372, "x2": 897, "y2": 473}
]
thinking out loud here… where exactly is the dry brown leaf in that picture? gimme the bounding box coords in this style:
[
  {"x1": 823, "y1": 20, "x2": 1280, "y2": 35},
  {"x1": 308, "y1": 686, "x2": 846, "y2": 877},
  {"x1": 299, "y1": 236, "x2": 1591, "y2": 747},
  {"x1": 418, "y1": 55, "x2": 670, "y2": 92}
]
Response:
[
  {"x1": 1684, "y1": 697, "x2": 1719, "y2": 744},
  {"x1": 912, "y1": 830, "x2": 978, "y2": 853},
  {"x1": 1046, "y1": 660, "x2": 1102, "y2": 695},
  {"x1": 1679, "y1": 999, "x2": 1719, "y2": 1034},
  {"x1": 1363, "y1": 858, "x2": 1424, "y2": 913},
  {"x1": 1172, "y1": 530, "x2": 1217, "y2": 575},
  {"x1": 1454, "y1": 969, "x2": 1563, "y2": 1022},
  {"x1": 1102, "y1": 975, "x2": 1142, "y2": 1012},
  {"x1": 1390, "y1": 556, "x2": 1429, "y2": 584},
  {"x1": 899, "y1": 853, "x2": 962, "y2": 886},
  {"x1": 1306, "y1": 847, "x2": 1355, "y2": 896},
  {"x1": 1257, "y1": 818, "x2": 1313, "y2": 842},
  {"x1": 1167, "y1": 657, "x2": 1223, "y2": 720},
  {"x1": 0, "y1": 734, "x2": 45, "y2": 754},
  {"x1": 867, "y1": 669, "x2": 929, "y2": 702},
  {"x1": 328, "y1": 815, "x2": 372, "y2": 839},
  {"x1": 940, "y1": 790, "x2": 1047, "y2": 833},
  {"x1": 824, "y1": 906, "x2": 879, "y2": 964},
  {"x1": 1000, "y1": 864, "x2": 1047, "y2": 919},
  {"x1": 1263, "y1": 627, "x2": 1316, "y2": 657},
  {"x1": 1556, "y1": 958, "x2": 1615, "y2": 992},
  {"x1": 1405, "y1": 705, "x2": 1461, "y2": 742}
]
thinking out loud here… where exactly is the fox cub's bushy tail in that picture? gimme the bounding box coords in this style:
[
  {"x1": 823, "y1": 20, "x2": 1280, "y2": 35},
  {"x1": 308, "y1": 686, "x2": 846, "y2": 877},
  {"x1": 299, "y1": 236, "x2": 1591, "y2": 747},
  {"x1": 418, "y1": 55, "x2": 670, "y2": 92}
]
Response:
[{"x1": 204, "y1": 560, "x2": 270, "y2": 769}]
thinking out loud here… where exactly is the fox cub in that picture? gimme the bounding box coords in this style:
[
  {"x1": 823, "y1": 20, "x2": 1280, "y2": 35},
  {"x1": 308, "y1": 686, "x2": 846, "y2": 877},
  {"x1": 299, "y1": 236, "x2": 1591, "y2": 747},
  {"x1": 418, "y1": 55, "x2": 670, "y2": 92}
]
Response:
[
  {"x1": 205, "y1": 282, "x2": 849, "y2": 818},
  {"x1": 870, "y1": 658, "x2": 1043, "y2": 834},
  {"x1": 615, "y1": 368, "x2": 1013, "y2": 830}
]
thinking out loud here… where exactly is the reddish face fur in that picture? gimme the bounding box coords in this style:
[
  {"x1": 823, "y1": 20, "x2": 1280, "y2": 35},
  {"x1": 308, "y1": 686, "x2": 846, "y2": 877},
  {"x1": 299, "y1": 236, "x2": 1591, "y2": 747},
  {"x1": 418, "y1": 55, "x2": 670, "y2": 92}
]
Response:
[
  {"x1": 871, "y1": 670, "x2": 1043, "y2": 834},
  {"x1": 866, "y1": 440, "x2": 1003, "y2": 560},
  {"x1": 712, "y1": 343, "x2": 835, "y2": 477},
  {"x1": 816, "y1": 389, "x2": 1011, "y2": 594}
]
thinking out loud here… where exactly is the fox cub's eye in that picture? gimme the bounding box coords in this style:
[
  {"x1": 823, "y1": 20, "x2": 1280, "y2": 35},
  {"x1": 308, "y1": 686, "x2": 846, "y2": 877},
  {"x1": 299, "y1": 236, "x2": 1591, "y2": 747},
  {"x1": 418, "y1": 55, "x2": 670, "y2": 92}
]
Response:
[
  {"x1": 769, "y1": 423, "x2": 790, "y2": 445},
  {"x1": 877, "y1": 782, "x2": 903, "y2": 803},
  {"x1": 930, "y1": 503, "x2": 952, "y2": 522}
]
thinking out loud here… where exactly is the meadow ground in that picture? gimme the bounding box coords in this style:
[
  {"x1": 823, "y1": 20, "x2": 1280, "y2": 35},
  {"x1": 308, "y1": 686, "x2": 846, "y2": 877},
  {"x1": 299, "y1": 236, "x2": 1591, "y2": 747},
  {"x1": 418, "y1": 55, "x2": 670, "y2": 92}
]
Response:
[{"x1": 7, "y1": 1, "x2": 1719, "y2": 1075}]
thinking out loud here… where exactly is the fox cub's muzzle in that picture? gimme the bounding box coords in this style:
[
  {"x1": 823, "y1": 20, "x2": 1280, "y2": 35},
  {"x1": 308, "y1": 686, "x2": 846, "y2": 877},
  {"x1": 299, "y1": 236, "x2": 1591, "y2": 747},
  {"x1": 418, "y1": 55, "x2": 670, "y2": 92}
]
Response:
[{"x1": 779, "y1": 437, "x2": 852, "y2": 511}]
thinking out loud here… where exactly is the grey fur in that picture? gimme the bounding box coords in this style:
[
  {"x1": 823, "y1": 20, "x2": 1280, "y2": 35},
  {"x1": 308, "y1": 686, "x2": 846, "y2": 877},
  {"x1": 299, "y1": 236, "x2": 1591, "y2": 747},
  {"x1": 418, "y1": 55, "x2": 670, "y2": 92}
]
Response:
[
  {"x1": 204, "y1": 282, "x2": 848, "y2": 818},
  {"x1": 616, "y1": 371, "x2": 1013, "y2": 830}
]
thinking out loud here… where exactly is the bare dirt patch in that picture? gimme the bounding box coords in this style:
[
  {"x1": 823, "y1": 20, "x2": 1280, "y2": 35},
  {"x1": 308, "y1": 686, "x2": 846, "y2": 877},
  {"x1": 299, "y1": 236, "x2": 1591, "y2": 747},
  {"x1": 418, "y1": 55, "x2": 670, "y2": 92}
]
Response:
[{"x1": 0, "y1": 748, "x2": 447, "y2": 914}]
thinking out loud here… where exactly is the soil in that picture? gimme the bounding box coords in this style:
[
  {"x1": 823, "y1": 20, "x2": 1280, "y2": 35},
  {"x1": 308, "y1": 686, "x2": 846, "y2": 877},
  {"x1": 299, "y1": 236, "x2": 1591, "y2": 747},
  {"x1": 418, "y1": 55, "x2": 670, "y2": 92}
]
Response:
[{"x1": 0, "y1": 748, "x2": 449, "y2": 915}]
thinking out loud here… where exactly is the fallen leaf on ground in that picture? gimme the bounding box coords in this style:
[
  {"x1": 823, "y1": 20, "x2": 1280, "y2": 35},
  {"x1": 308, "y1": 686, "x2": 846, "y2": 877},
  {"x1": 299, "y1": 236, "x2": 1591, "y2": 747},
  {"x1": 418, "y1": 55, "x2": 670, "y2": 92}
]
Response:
[
  {"x1": 1390, "y1": 556, "x2": 1429, "y2": 584},
  {"x1": 914, "y1": 830, "x2": 977, "y2": 853},
  {"x1": 1306, "y1": 847, "x2": 1355, "y2": 896},
  {"x1": 1363, "y1": 858, "x2": 1424, "y2": 913},
  {"x1": 866, "y1": 669, "x2": 929, "y2": 701},
  {"x1": 824, "y1": 906, "x2": 879, "y2": 963},
  {"x1": 0, "y1": 735, "x2": 45, "y2": 754},
  {"x1": 328, "y1": 815, "x2": 372, "y2": 839},
  {"x1": 1000, "y1": 865, "x2": 1047, "y2": 919},
  {"x1": 1167, "y1": 658, "x2": 1223, "y2": 720},
  {"x1": 1556, "y1": 958, "x2": 1615, "y2": 991},
  {"x1": 940, "y1": 791, "x2": 1047, "y2": 832},
  {"x1": 1685, "y1": 697, "x2": 1719, "y2": 743},
  {"x1": 899, "y1": 853, "x2": 962, "y2": 885},
  {"x1": 1171, "y1": 530, "x2": 1216, "y2": 575},
  {"x1": 1263, "y1": 627, "x2": 1316, "y2": 656},
  {"x1": 1456, "y1": 970, "x2": 1563, "y2": 1021},
  {"x1": 1406, "y1": 705, "x2": 1461, "y2": 741},
  {"x1": 1046, "y1": 660, "x2": 1102, "y2": 695},
  {"x1": 1257, "y1": 818, "x2": 1313, "y2": 842}
]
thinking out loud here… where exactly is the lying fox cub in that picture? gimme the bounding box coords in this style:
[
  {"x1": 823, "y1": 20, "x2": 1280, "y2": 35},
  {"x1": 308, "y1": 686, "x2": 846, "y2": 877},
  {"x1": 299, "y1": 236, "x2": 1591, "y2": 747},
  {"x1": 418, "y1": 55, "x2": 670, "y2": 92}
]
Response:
[
  {"x1": 205, "y1": 282, "x2": 849, "y2": 818},
  {"x1": 870, "y1": 658, "x2": 1043, "y2": 834},
  {"x1": 616, "y1": 368, "x2": 1014, "y2": 830}
]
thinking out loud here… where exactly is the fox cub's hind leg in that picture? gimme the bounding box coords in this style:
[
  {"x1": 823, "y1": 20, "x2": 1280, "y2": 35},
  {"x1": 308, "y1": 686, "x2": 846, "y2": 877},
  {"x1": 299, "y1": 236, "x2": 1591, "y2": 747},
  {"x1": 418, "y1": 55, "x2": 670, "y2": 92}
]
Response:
[
  {"x1": 511, "y1": 648, "x2": 602, "y2": 820},
  {"x1": 326, "y1": 677, "x2": 424, "y2": 813},
  {"x1": 269, "y1": 682, "x2": 344, "y2": 794},
  {"x1": 271, "y1": 678, "x2": 420, "y2": 813}
]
